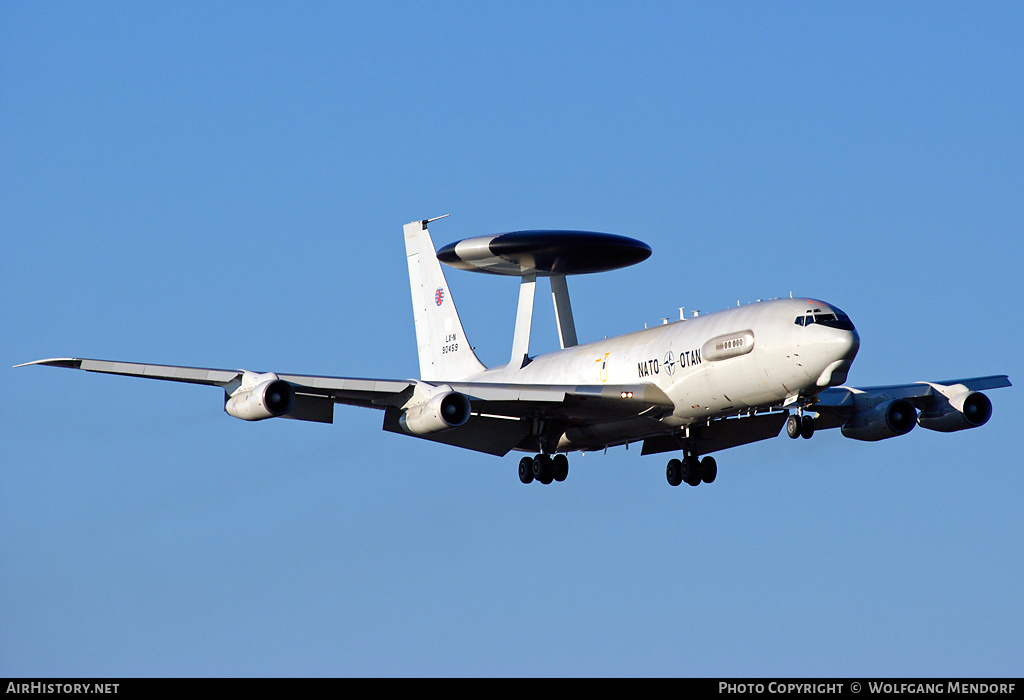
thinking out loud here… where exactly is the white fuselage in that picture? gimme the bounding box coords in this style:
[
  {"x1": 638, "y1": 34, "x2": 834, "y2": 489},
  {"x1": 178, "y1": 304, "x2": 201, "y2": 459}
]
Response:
[{"x1": 470, "y1": 298, "x2": 860, "y2": 425}]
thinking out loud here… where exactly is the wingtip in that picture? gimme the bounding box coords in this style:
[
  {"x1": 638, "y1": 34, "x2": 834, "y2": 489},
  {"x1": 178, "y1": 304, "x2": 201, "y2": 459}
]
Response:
[{"x1": 13, "y1": 357, "x2": 82, "y2": 369}]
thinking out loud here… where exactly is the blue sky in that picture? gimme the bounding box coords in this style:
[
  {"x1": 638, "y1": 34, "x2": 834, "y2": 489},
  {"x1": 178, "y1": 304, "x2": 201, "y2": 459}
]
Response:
[{"x1": 2, "y1": 1, "x2": 1021, "y2": 677}]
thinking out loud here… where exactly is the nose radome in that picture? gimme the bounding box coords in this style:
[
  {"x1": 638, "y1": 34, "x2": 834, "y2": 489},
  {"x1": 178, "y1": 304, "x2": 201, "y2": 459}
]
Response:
[
  {"x1": 814, "y1": 328, "x2": 860, "y2": 387},
  {"x1": 827, "y1": 327, "x2": 860, "y2": 361}
]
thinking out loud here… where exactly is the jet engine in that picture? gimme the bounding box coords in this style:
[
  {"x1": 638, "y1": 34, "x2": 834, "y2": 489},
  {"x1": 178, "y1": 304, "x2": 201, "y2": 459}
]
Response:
[
  {"x1": 841, "y1": 398, "x2": 917, "y2": 442},
  {"x1": 917, "y1": 390, "x2": 992, "y2": 432},
  {"x1": 224, "y1": 374, "x2": 295, "y2": 421},
  {"x1": 398, "y1": 387, "x2": 472, "y2": 435}
]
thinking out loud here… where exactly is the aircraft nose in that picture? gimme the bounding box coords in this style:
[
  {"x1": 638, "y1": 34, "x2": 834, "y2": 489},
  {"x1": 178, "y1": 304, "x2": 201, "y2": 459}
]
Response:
[
  {"x1": 814, "y1": 327, "x2": 859, "y2": 387},
  {"x1": 827, "y1": 326, "x2": 860, "y2": 361}
]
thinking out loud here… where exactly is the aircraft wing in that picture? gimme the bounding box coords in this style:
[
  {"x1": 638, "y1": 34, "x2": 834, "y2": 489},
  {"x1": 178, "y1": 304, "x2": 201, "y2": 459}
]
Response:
[
  {"x1": 16, "y1": 358, "x2": 678, "y2": 455},
  {"x1": 15, "y1": 358, "x2": 416, "y2": 421},
  {"x1": 377, "y1": 380, "x2": 675, "y2": 456},
  {"x1": 15, "y1": 357, "x2": 243, "y2": 385},
  {"x1": 810, "y1": 374, "x2": 1011, "y2": 429},
  {"x1": 16, "y1": 358, "x2": 673, "y2": 415}
]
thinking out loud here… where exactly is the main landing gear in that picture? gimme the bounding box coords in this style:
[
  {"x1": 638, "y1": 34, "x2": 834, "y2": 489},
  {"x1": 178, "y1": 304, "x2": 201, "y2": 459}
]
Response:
[
  {"x1": 519, "y1": 454, "x2": 569, "y2": 485},
  {"x1": 785, "y1": 413, "x2": 815, "y2": 440},
  {"x1": 665, "y1": 453, "x2": 717, "y2": 487}
]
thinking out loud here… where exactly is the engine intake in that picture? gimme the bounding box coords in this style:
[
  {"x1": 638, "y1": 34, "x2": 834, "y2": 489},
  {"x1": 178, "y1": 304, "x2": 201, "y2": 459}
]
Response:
[
  {"x1": 918, "y1": 391, "x2": 992, "y2": 432},
  {"x1": 398, "y1": 389, "x2": 472, "y2": 435},
  {"x1": 841, "y1": 398, "x2": 916, "y2": 442},
  {"x1": 224, "y1": 376, "x2": 295, "y2": 421}
]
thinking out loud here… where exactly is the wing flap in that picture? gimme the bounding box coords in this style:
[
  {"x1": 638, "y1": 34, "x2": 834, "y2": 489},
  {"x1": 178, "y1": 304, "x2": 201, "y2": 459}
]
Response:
[
  {"x1": 449, "y1": 381, "x2": 674, "y2": 422},
  {"x1": 281, "y1": 394, "x2": 335, "y2": 424},
  {"x1": 278, "y1": 373, "x2": 414, "y2": 409},
  {"x1": 382, "y1": 407, "x2": 529, "y2": 456},
  {"x1": 641, "y1": 413, "x2": 788, "y2": 456},
  {"x1": 278, "y1": 373, "x2": 411, "y2": 395}
]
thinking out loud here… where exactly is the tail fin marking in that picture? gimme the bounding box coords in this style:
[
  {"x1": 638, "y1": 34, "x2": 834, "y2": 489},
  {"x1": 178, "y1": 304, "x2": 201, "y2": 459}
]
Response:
[{"x1": 403, "y1": 219, "x2": 487, "y2": 382}]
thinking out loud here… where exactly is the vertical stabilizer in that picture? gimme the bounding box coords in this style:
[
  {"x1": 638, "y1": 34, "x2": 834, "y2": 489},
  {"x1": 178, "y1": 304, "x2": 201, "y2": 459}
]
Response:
[{"x1": 404, "y1": 218, "x2": 487, "y2": 381}]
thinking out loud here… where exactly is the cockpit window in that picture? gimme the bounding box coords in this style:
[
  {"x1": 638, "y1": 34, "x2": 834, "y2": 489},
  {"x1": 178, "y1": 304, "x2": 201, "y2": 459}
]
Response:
[
  {"x1": 817, "y1": 312, "x2": 855, "y2": 330},
  {"x1": 795, "y1": 310, "x2": 855, "y2": 331}
]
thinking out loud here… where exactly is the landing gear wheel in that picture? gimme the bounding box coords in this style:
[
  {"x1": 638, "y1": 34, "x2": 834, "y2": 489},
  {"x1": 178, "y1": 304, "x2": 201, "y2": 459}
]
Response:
[
  {"x1": 800, "y1": 415, "x2": 815, "y2": 439},
  {"x1": 519, "y1": 457, "x2": 535, "y2": 484},
  {"x1": 682, "y1": 456, "x2": 703, "y2": 486},
  {"x1": 666, "y1": 458, "x2": 683, "y2": 487},
  {"x1": 532, "y1": 454, "x2": 553, "y2": 484},
  {"x1": 552, "y1": 454, "x2": 569, "y2": 482},
  {"x1": 700, "y1": 456, "x2": 717, "y2": 484},
  {"x1": 786, "y1": 414, "x2": 802, "y2": 439}
]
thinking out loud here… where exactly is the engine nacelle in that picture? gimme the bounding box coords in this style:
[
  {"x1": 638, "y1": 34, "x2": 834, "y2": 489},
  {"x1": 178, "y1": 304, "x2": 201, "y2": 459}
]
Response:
[
  {"x1": 398, "y1": 389, "x2": 472, "y2": 435},
  {"x1": 841, "y1": 398, "x2": 917, "y2": 442},
  {"x1": 917, "y1": 390, "x2": 992, "y2": 433},
  {"x1": 224, "y1": 374, "x2": 295, "y2": 421}
]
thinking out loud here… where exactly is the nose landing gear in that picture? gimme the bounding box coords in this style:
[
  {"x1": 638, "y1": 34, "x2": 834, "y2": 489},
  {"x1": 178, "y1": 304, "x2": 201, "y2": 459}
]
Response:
[{"x1": 786, "y1": 413, "x2": 815, "y2": 440}]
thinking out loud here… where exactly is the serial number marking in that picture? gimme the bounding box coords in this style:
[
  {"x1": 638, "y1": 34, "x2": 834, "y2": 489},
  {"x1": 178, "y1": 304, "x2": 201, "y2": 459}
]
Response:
[{"x1": 441, "y1": 332, "x2": 459, "y2": 353}]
